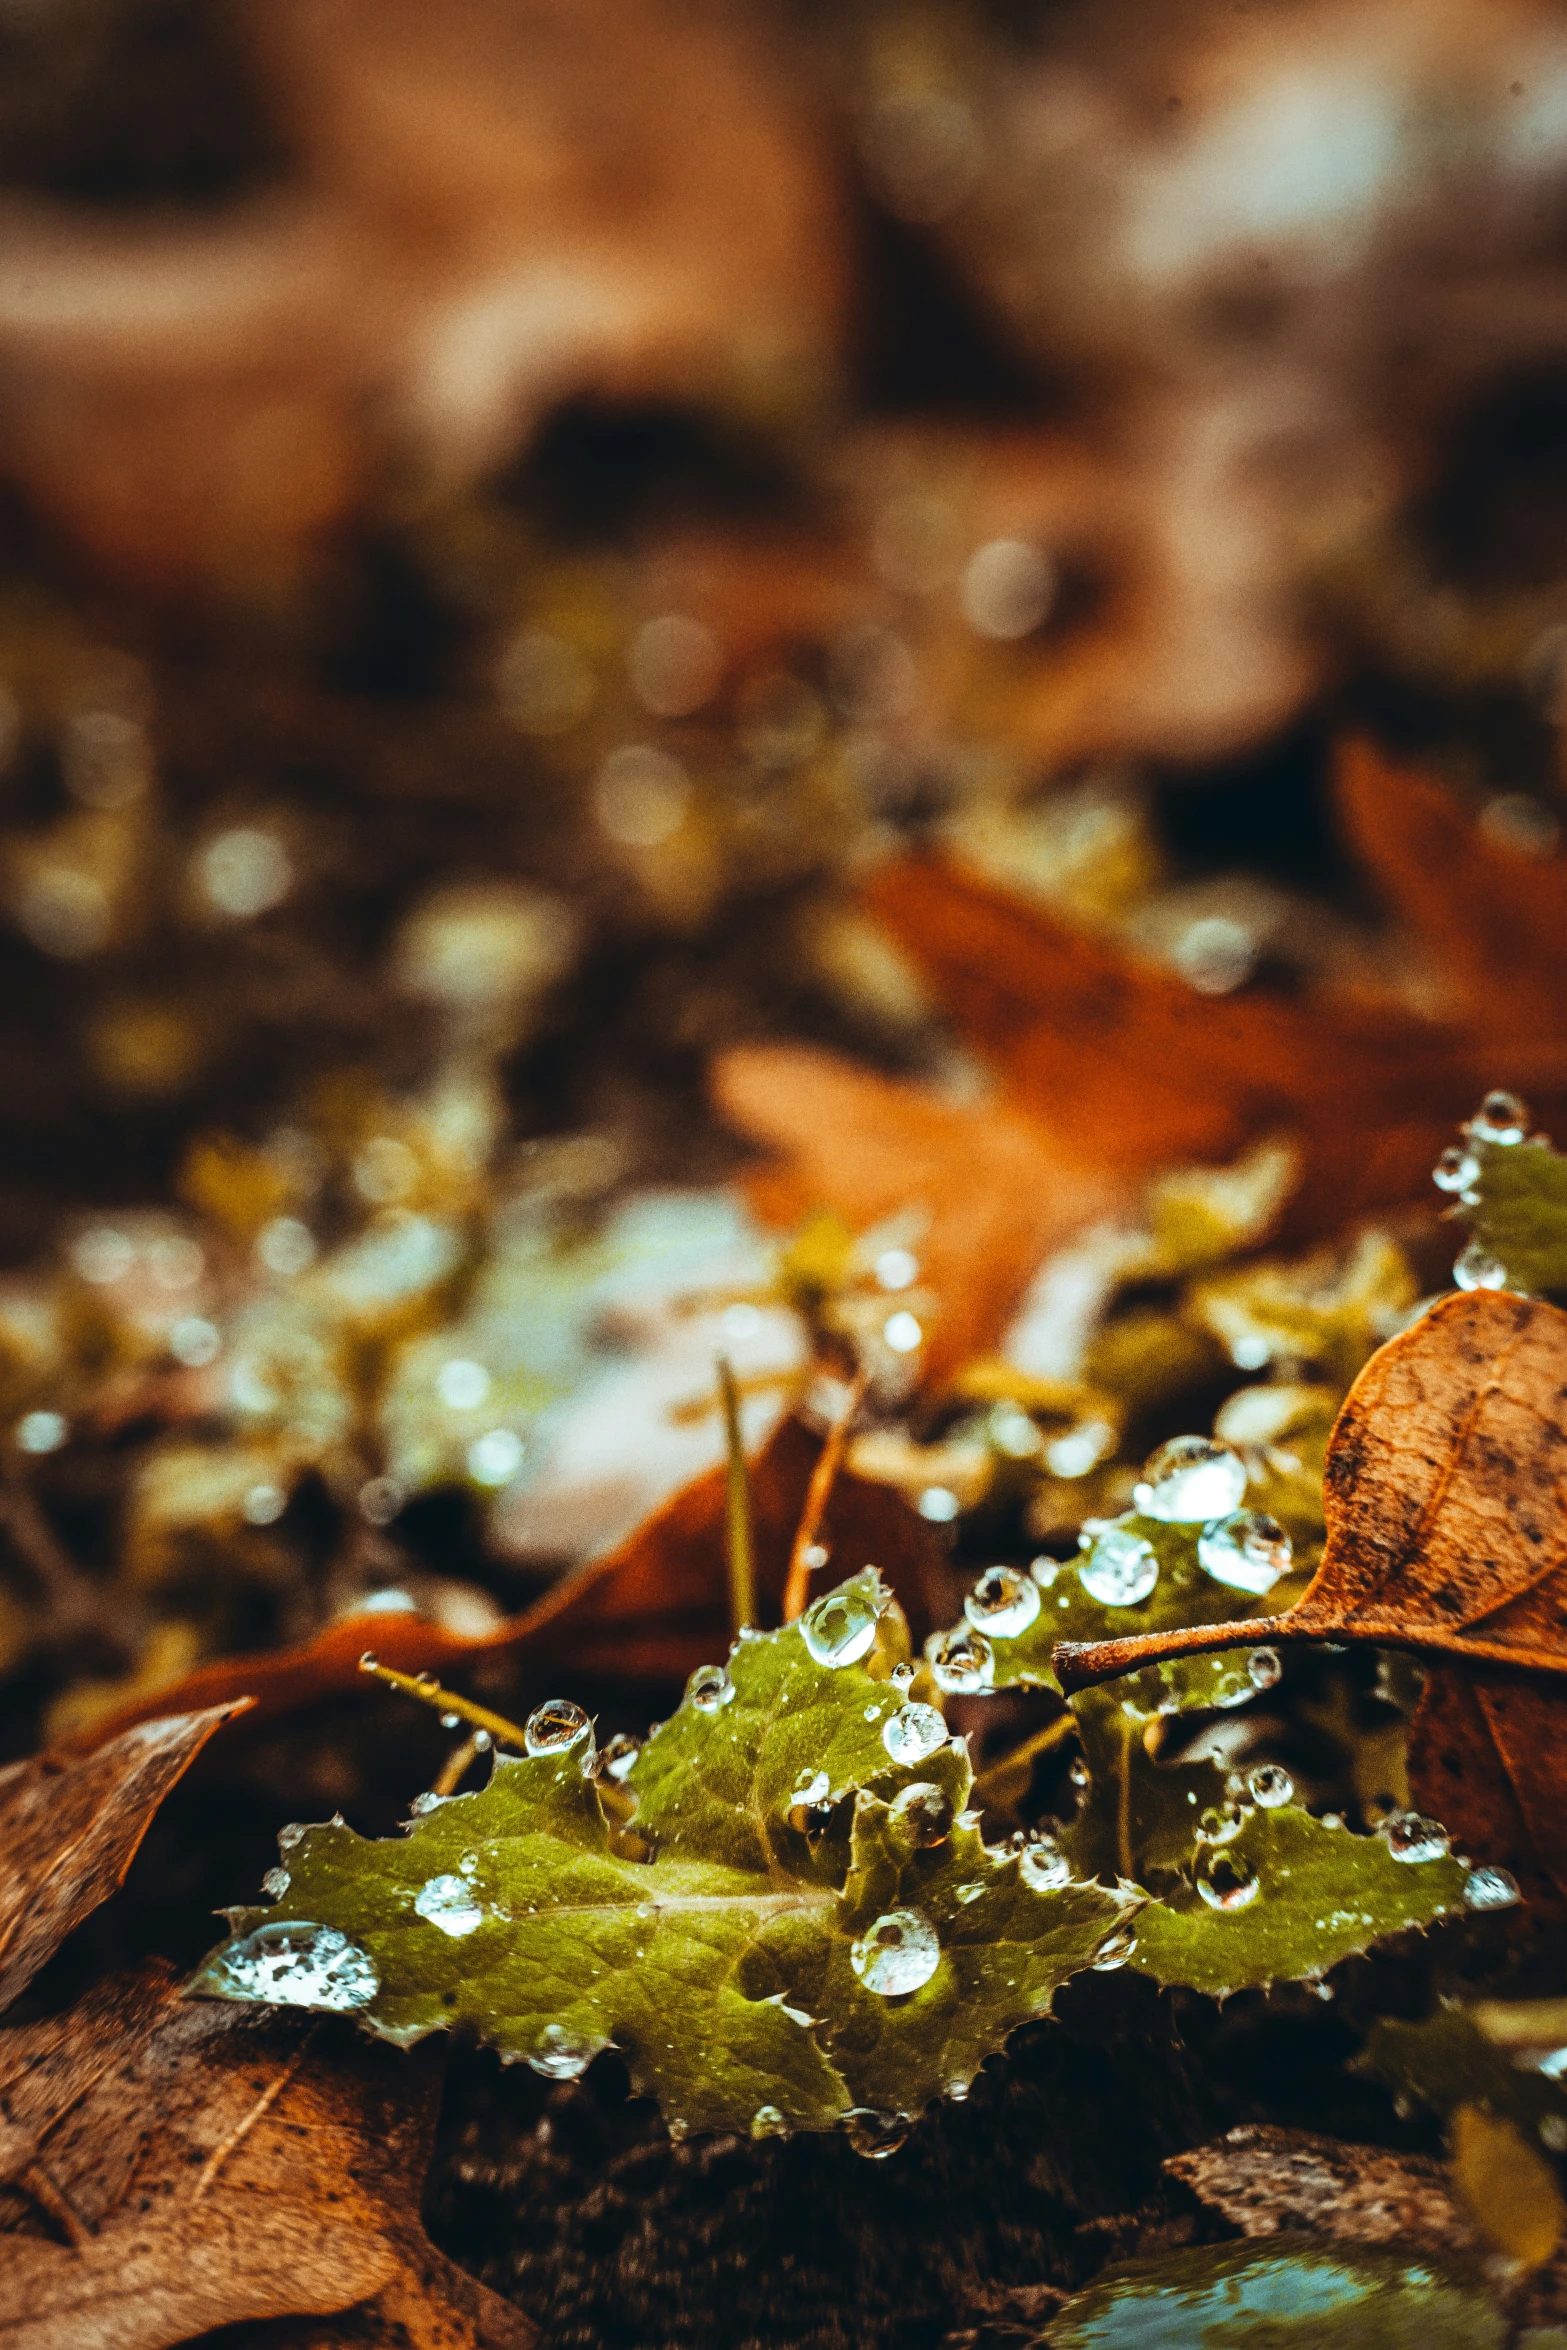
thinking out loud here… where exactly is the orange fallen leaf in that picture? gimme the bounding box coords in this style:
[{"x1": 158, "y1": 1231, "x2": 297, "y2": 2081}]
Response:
[
  {"x1": 0, "y1": 1964, "x2": 528, "y2": 2349},
  {"x1": 0, "y1": 1702, "x2": 251, "y2": 2013},
  {"x1": 713, "y1": 1041, "x2": 1124, "y2": 1383},
  {"x1": 1054, "y1": 1291, "x2": 1567, "y2": 1900},
  {"x1": 64, "y1": 1414, "x2": 948, "y2": 1751}
]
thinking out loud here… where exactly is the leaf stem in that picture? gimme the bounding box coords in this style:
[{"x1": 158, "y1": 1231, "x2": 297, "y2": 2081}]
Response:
[
  {"x1": 718, "y1": 1354, "x2": 756, "y2": 1633},
  {"x1": 1053, "y1": 1614, "x2": 1302, "y2": 1693},
  {"x1": 356, "y1": 1655, "x2": 528, "y2": 1751},
  {"x1": 971, "y1": 1707, "x2": 1080, "y2": 1806},
  {"x1": 782, "y1": 1366, "x2": 869, "y2": 1622}
]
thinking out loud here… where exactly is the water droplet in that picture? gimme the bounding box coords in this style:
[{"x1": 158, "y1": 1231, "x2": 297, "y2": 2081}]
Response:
[
  {"x1": 926, "y1": 1626, "x2": 994, "y2": 1694},
  {"x1": 358, "y1": 1651, "x2": 379, "y2": 1671},
  {"x1": 595, "y1": 1732, "x2": 641, "y2": 1784},
  {"x1": 261, "y1": 1867, "x2": 290, "y2": 1899},
  {"x1": 1091, "y1": 1922, "x2": 1137, "y2": 1971},
  {"x1": 277, "y1": 1822, "x2": 307, "y2": 1852},
  {"x1": 965, "y1": 1565, "x2": 1041, "y2": 1639},
  {"x1": 15, "y1": 1410, "x2": 66, "y2": 1455},
  {"x1": 801, "y1": 1585, "x2": 880, "y2": 1669},
  {"x1": 358, "y1": 1476, "x2": 402, "y2": 1527},
  {"x1": 242, "y1": 1480, "x2": 286, "y2": 1526},
  {"x1": 882, "y1": 1700, "x2": 948, "y2": 1765},
  {"x1": 751, "y1": 2103, "x2": 788, "y2": 2139},
  {"x1": 1196, "y1": 1849, "x2": 1260, "y2": 1912},
  {"x1": 889, "y1": 1782, "x2": 952, "y2": 1847},
  {"x1": 917, "y1": 1486, "x2": 960, "y2": 1523},
  {"x1": 1198, "y1": 1803, "x2": 1247, "y2": 1846},
  {"x1": 1383, "y1": 1813, "x2": 1450, "y2": 1863},
  {"x1": 1136, "y1": 1436, "x2": 1248, "y2": 1523},
  {"x1": 946, "y1": 2077, "x2": 970, "y2": 2102},
  {"x1": 1542, "y1": 2115, "x2": 1567, "y2": 2154},
  {"x1": 415, "y1": 1874, "x2": 485, "y2": 1937},
  {"x1": 526, "y1": 1699, "x2": 593, "y2": 1757},
  {"x1": 437, "y1": 1356, "x2": 492, "y2": 1411},
  {"x1": 1247, "y1": 1646, "x2": 1283, "y2": 1690},
  {"x1": 891, "y1": 1661, "x2": 914, "y2": 1691},
  {"x1": 1078, "y1": 1520, "x2": 1159, "y2": 1608},
  {"x1": 1196, "y1": 1510, "x2": 1292, "y2": 1596},
  {"x1": 850, "y1": 1909, "x2": 940, "y2": 1996},
  {"x1": 469, "y1": 1428, "x2": 525, "y2": 1486},
  {"x1": 1470, "y1": 1089, "x2": 1528, "y2": 1145},
  {"x1": 1454, "y1": 1240, "x2": 1509, "y2": 1292},
  {"x1": 441, "y1": 1712, "x2": 460, "y2": 1730},
  {"x1": 203, "y1": 1922, "x2": 379, "y2": 2010},
  {"x1": 1018, "y1": 1834, "x2": 1071, "y2": 1891},
  {"x1": 875, "y1": 1247, "x2": 920, "y2": 1290},
  {"x1": 1247, "y1": 1764, "x2": 1294, "y2": 1808},
  {"x1": 1032, "y1": 1556, "x2": 1061, "y2": 1589},
  {"x1": 686, "y1": 1663, "x2": 735, "y2": 1713},
  {"x1": 1433, "y1": 1145, "x2": 1481, "y2": 1195},
  {"x1": 528, "y1": 2023, "x2": 597, "y2": 2079},
  {"x1": 1463, "y1": 1866, "x2": 1520, "y2": 1911},
  {"x1": 844, "y1": 2108, "x2": 913, "y2": 2159},
  {"x1": 882, "y1": 1309, "x2": 923, "y2": 1354},
  {"x1": 409, "y1": 1791, "x2": 445, "y2": 1814},
  {"x1": 472, "y1": 1731, "x2": 493, "y2": 1754},
  {"x1": 786, "y1": 1767, "x2": 832, "y2": 1832},
  {"x1": 414, "y1": 1669, "x2": 439, "y2": 1691}
]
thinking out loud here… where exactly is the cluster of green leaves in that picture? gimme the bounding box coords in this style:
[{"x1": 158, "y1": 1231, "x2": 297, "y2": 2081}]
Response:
[
  {"x1": 1447, "y1": 1101, "x2": 1567, "y2": 1298},
  {"x1": 193, "y1": 1561, "x2": 1469, "y2": 2137}
]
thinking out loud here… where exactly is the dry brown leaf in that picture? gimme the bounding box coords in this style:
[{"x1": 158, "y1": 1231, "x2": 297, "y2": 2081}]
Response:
[
  {"x1": 858, "y1": 845, "x2": 1477, "y2": 1234},
  {"x1": 713, "y1": 1041, "x2": 1123, "y2": 1381},
  {"x1": 1054, "y1": 1292, "x2": 1567, "y2": 1900},
  {"x1": 64, "y1": 1414, "x2": 948, "y2": 1750},
  {"x1": 0, "y1": 1703, "x2": 251, "y2": 2014},
  {"x1": 1165, "y1": 2124, "x2": 1477, "y2": 2256},
  {"x1": 1337, "y1": 740, "x2": 1567, "y2": 1071},
  {"x1": 0, "y1": 1964, "x2": 529, "y2": 2350}
]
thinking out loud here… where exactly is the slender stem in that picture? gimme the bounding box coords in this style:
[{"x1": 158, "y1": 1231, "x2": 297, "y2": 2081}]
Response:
[
  {"x1": 782, "y1": 1366, "x2": 869, "y2": 1622},
  {"x1": 717, "y1": 1354, "x2": 756, "y2": 1634},
  {"x1": 971, "y1": 1707, "x2": 1080, "y2": 1806},
  {"x1": 356, "y1": 1657, "x2": 528, "y2": 1750},
  {"x1": 1117, "y1": 1710, "x2": 1139, "y2": 1884},
  {"x1": 432, "y1": 1731, "x2": 486, "y2": 1797},
  {"x1": 1052, "y1": 1614, "x2": 1300, "y2": 1694}
]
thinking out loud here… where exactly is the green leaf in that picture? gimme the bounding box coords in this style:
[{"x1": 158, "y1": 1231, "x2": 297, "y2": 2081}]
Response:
[
  {"x1": 1040, "y1": 2239, "x2": 1506, "y2": 2349},
  {"x1": 1455, "y1": 1132, "x2": 1567, "y2": 1297},
  {"x1": 1127, "y1": 1804, "x2": 1468, "y2": 1997},
  {"x1": 187, "y1": 1572, "x2": 1130, "y2": 2140},
  {"x1": 1187, "y1": 1230, "x2": 1416, "y2": 1389}
]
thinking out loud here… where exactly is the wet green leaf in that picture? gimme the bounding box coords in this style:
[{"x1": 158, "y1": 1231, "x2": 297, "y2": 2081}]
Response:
[
  {"x1": 1188, "y1": 1230, "x2": 1416, "y2": 1389},
  {"x1": 1126, "y1": 1805, "x2": 1468, "y2": 1997},
  {"x1": 1041, "y1": 2238, "x2": 1505, "y2": 2349},
  {"x1": 1455, "y1": 1132, "x2": 1567, "y2": 1298},
  {"x1": 187, "y1": 1572, "x2": 1129, "y2": 2139}
]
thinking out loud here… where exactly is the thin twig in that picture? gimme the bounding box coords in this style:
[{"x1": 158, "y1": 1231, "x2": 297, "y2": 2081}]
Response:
[
  {"x1": 782, "y1": 1366, "x2": 869, "y2": 1623},
  {"x1": 971, "y1": 1708, "x2": 1081, "y2": 1808},
  {"x1": 717, "y1": 1354, "x2": 755, "y2": 1634},
  {"x1": 431, "y1": 1730, "x2": 486, "y2": 1797},
  {"x1": 192, "y1": 2029, "x2": 317, "y2": 2201},
  {"x1": 357, "y1": 1657, "x2": 528, "y2": 1751}
]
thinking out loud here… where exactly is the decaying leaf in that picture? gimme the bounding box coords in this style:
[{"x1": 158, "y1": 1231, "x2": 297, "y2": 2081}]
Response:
[
  {"x1": 189, "y1": 1570, "x2": 1130, "y2": 2140},
  {"x1": 0, "y1": 1701, "x2": 250, "y2": 2012},
  {"x1": 66, "y1": 1413, "x2": 948, "y2": 1749},
  {"x1": 713, "y1": 1042, "x2": 1122, "y2": 1382},
  {"x1": 0, "y1": 1964, "x2": 528, "y2": 2349},
  {"x1": 1165, "y1": 2124, "x2": 1479, "y2": 2256}
]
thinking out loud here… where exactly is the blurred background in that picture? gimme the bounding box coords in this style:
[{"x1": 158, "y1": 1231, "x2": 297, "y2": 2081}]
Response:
[{"x1": 4, "y1": 0, "x2": 1567, "y2": 1752}]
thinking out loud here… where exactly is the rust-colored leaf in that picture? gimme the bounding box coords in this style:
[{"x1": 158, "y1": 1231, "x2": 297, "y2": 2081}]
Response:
[
  {"x1": 65, "y1": 1415, "x2": 948, "y2": 1750},
  {"x1": 713, "y1": 1041, "x2": 1123, "y2": 1380},
  {"x1": 1337, "y1": 738, "x2": 1567, "y2": 1069},
  {"x1": 0, "y1": 1965, "x2": 528, "y2": 2349},
  {"x1": 0, "y1": 1702, "x2": 251, "y2": 2014},
  {"x1": 1053, "y1": 1292, "x2": 1567, "y2": 1901}
]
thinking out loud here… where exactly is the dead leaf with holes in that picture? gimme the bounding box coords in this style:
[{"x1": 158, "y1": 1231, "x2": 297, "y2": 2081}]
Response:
[
  {"x1": 1053, "y1": 1290, "x2": 1567, "y2": 1904},
  {"x1": 0, "y1": 1963, "x2": 529, "y2": 2350},
  {"x1": 0, "y1": 1702, "x2": 251, "y2": 2013}
]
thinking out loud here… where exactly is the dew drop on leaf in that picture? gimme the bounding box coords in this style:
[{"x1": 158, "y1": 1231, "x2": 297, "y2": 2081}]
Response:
[
  {"x1": 1454, "y1": 1240, "x2": 1508, "y2": 1292},
  {"x1": 1196, "y1": 1848, "x2": 1261, "y2": 1912},
  {"x1": 1463, "y1": 1866, "x2": 1521, "y2": 1911},
  {"x1": 526, "y1": 1699, "x2": 593, "y2": 1757},
  {"x1": 1135, "y1": 1436, "x2": 1248, "y2": 1523},
  {"x1": 1246, "y1": 1764, "x2": 1294, "y2": 1808},
  {"x1": 1383, "y1": 1813, "x2": 1450, "y2": 1863},
  {"x1": 201, "y1": 1921, "x2": 379, "y2": 2011},
  {"x1": 891, "y1": 1661, "x2": 914, "y2": 1691},
  {"x1": 1197, "y1": 1802, "x2": 1247, "y2": 1845},
  {"x1": 801, "y1": 1585, "x2": 879, "y2": 1668},
  {"x1": 414, "y1": 1874, "x2": 485, "y2": 1937},
  {"x1": 1470, "y1": 1088, "x2": 1528, "y2": 1144},
  {"x1": 528, "y1": 2022, "x2": 597, "y2": 2078},
  {"x1": 260, "y1": 1867, "x2": 290, "y2": 1899},
  {"x1": 1196, "y1": 1510, "x2": 1292, "y2": 1596},
  {"x1": 964, "y1": 1565, "x2": 1041, "y2": 1638},
  {"x1": 1078, "y1": 1521, "x2": 1159, "y2": 1607},
  {"x1": 686, "y1": 1663, "x2": 734, "y2": 1712},
  {"x1": 932, "y1": 1622, "x2": 1002, "y2": 1695},
  {"x1": 889, "y1": 1781, "x2": 953, "y2": 1847},
  {"x1": 751, "y1": 2104, "x2": 789, "y2": 2139},
  {"x1": 1091, "y1": 1921, "x2": 1137, "y2": 1971},
  {"x1": 1018, "y1": 1833, "x2": 1071, "y2": 1891},
  {"x1": 595, "y1": 1732, "x2": 641, "y2": 1783},
  {"x1": 882, "y1": 1700, "x2": 948, "y2": 1765},
  {"x1": 1433, "y1": 1145, "x2": 1480, "y2": 1194},
  {"x1": 850, "y1": 1909, "x2": 941, "y2": 1996},
  {"x1": 1247, "y1": 1646, "x2": 1282, "y2": 1690},
  {"x1": 844, "y1": 2109, "x2": 913, "y2": 2160}
]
